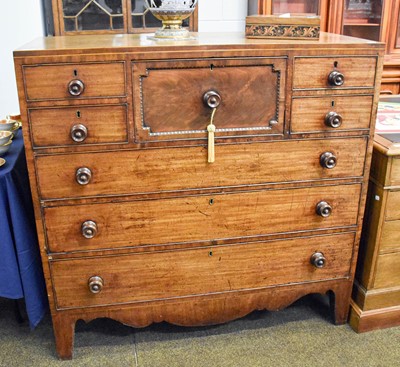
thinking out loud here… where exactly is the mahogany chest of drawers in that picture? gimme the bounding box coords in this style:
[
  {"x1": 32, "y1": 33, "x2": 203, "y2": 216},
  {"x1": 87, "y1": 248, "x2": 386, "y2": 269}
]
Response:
[
  {"x1": 13, "y1": 33, "x2": 383, "y2": 359},
  {"x1": 350, "y1": 131, "x2": 400, "y2": 332}
]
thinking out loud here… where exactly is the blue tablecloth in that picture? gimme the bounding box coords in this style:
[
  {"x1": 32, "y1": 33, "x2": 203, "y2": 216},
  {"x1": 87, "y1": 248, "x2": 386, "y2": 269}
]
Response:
[{"x1": 0, "y1": 130, "x2": 48, "y2": 328}]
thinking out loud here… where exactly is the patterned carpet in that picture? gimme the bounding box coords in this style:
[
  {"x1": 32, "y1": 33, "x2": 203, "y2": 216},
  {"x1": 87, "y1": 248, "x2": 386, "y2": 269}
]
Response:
[{"x1": 0, "y1": 294, "x2": 399, "y2": 367}]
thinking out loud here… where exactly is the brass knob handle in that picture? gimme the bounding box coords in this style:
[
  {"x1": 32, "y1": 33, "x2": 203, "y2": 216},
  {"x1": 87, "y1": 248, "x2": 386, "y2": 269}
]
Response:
[
  {"x1": 68, "y1": 79, "x2": 85, "y2": 96},
  {"x1": 76, "y1": 167, "x2": 92, "y2": 185},
  {"x1": 70, "y1": 124, "x2": 88, "y2": 142},
  {"x1": 325, "y1": 112, "x2": 343, "y2": 128},
  {"x1": 203, "y1": 91, "x2": 221, "y2": 109},
  {"x1": 320, "y1": 152, "x2": 337, "y2": 169},
  {"x1": 88, "y1": 276, "x2": 103, "y2": 294},
  {"x1": 328, "y1": 71, "x2": 344, "y2": 86},
  {"x1": 310, "y1": 252, "x2": 326, "y2": 268},
  {"x1": 316, "y1": 201, "x2": 332, "y2": 218},
  {"x1": 81, "y1": 220, "x2": 98, "y2": 239}
]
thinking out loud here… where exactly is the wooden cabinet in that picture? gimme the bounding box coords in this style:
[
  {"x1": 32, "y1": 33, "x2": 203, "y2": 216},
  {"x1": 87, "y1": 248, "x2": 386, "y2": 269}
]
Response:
[
  {"x1": 249, "y1": 0, "x2": 400, "y2": 94},
  {"x1": 13, "y1": 33, "x2": 384, "y2": 359},
  {"x1": 349, "y1": 131, "x2": 400, "y2": 332},
  {"x1": 43, "y1": 0, "x2": 198, "y2": 35}
]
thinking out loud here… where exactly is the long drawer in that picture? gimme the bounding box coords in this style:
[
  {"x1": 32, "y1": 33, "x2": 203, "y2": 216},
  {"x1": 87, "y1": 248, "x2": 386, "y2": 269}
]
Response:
[
  {"x1": 36, "y1": 138, "x2": 368, "y2": 200},
  {"x1": 44, "y1": 184, "x2": 361, "y2": 252},
  {"x1": 50, "y1": 233, "x2": 355, "y2": 310},
  {"x1": 291, "y1": 95, "x2": 373, "y2": 133},
  {"x1": 29, "y1": 104, "x2": 128, "y2": 148}
]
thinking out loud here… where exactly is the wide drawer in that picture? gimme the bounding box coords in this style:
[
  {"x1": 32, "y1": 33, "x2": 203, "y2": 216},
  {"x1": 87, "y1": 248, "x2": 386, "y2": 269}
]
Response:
[
  {"x1": 23, "y1": 62, "x2": 126, "y2": 101},
  {"x1": 44, "y1": 184, "x2": 361, "y2": 252},
  {"x1": 50, "y1": 233, "x2": 355, "y2": 310},
  {"x1": 291, "y1": 95, "x2": 373, "y2": 133},
  {"x1": 133, "y1": 57, "x2": 286, "y2": 142},
  {"x1": 36, "y1": 138, "x2": 368, "y2": 200},
  {"x1": 29, "y1": 105, "x2": 128, "y2": 148},
  {"x1": 293, "y1": 56, "x2": 377, "y2": 90}
]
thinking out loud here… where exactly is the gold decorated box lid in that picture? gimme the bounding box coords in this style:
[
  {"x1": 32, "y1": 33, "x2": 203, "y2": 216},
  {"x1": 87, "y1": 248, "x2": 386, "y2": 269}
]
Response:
[{"x1": 246, "y1": 14, "x2": 320, "y2": 40}]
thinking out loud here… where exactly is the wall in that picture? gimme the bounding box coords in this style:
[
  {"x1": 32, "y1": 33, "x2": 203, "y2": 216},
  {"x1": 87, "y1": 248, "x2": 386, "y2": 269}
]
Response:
[
  {"x1": 199, "y1": 0, "x2": 248, "y2": 33},
  {"x1": 0, "y1": 0, "x2": 248, "y2": 117},
  {"x1": 0, "y1": 0, "x2": 45, "y2": 117}
]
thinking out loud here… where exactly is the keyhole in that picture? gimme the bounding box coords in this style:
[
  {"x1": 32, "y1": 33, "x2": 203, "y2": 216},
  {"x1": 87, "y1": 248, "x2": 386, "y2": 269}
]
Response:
[
  {"x1": 73, "y1": 69, "x2": 78, "y2": 76},
  {"x1": 76, "y1": 110, "x2": 81, "y2": 118},
  {"x1": 331, "y1": 101, "x2": 335, "y2": 107},
  {"x1": 209, "y1": 251, "x2": 213, "y2": 257},
  {"x1": 210, "y1": 64, "x2": 214, "y2": 71},
  {"x1": 209, "y1": 198, "x2": 214, "y2": 205},
  {"x1": 333, "y1": 61, "x2": 338, "y2": 68}
]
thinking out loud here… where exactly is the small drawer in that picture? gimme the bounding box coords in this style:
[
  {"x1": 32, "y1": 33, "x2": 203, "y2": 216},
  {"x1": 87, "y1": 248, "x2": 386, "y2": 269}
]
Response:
[
  {"x1": 23, "y1": 62, "x2": 126, "y2": 101},
  {"x1": 133, "y1": 57, "x2": 287, "y2": 143},
  {"x1": 291, "y1": 95, "x2": 373, "y2": 133},
  {"x1": 293, "y1": 56, "x2": 377, "y2": 90},
  {"x1": 29, "y1": 105, "x2": 128, "y2": 148},
  {"x1": 36, "y1": 137, "x2": 367, "y2": 200},
  {"x1": 385, "y1": 190, "x2": 400, "y2": 220},
  {"x1": 380, "y1": 220, "x2": 400, "y2": 253},
  {"x1": 388, "y1": 157, "x2": 400, "y2": 187},
  {"x1": 374, "y1": 252, "x2": 400, "y2": 288},
  {"x1": 43, "y1": 184, "x2": 361, "y2": 253},
  {"x1": 50, "y1": 233, "x2": 354, "y2": 309}
]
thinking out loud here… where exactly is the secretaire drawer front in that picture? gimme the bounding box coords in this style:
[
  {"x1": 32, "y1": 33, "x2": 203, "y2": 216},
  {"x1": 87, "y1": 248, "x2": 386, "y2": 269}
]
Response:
[
  {"x1": 291, "y1": 95, "x2": 373, "y2": 133},
  {"x1": 44, "y1": 184, "x2": 361, "y2": 252},
  {"x1": 293, "y1": 57, "x2": 377, "y2": 90},
  {"x1": 29, "y1": 105, "x2": 128, "y2": 148},
  {"x1": 36, "y1": 138, "x2": 367, "y2": 200},
  {"x1": 50, "y1": 233, "x2": 354, "y2": 309},
  {"x1": 23, "y1": 62, "x2": 126, "y2": 101},
  {"x1": 133, "y1": 57, "x2": 286, "y2": 142}
]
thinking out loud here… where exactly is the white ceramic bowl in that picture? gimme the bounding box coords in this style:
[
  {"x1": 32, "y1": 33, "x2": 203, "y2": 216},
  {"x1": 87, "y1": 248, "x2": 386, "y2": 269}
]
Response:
[
  {"x1": 0, "y1": 119, "x2": 17, "y2": 132},
  {"x1": 0, "y1": 131, "x2": 12, "y2": 145},
  {"x1": 0, "y1": 140, "x2": 12, "y2": 156}
]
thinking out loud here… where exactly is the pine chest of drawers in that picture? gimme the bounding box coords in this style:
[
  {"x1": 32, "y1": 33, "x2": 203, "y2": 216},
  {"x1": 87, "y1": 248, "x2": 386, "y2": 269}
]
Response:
[
  {"x1": 14, "y1": 33, "x2": 384, "y2": 359},
  {"x1": 349, "y1": 131, "x2": 400, "y2": 332}
]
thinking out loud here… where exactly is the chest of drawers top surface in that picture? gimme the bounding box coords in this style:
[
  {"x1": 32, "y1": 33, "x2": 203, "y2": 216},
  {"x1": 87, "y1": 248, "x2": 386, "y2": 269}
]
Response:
[
  {"x1": 14, "y1": 32, "x2": 383, "y2": 55},
  {"x1": 14, "y1": 33, "x2": 383, "y2": 359}
]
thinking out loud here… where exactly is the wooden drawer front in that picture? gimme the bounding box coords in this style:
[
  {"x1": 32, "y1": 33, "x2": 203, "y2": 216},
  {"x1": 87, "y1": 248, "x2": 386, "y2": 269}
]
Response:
[
  {"x1": 29, "y1": 105, "x2": 128, "y2": 148},
  {"x1": 291, "y1": 95, "x2": 373, "y2": 133},
  {"x1": 293, "y1": 57, "x2": 377, "y2": 90},
  {"x1": 23, "y1": 62, "x2": 126, "y2": 101},
  {"x1": 133, "y1": 57, "x2": 286, "y2": 142},
  {"x1": 385, "y1": 190, "x2": 400, "y2": 220},
  {"x1": 388, "y1": 157, "x2": 400, "y2": 187},
  {"x1": 380, "y1": 221, "x2": 400, "y2": 253},
  {"x1": 36, "y1": 138, "x2": 367, "y2": 200},
  {"x1": 50, "y1": 233, "x2": 354, "y2": 309},
  {"x1": 44, "y1": 184, "x2": 361, "y2": 252},
  {"x1": 374, "y1": 253, "x2": 400, "y2": 288}
]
